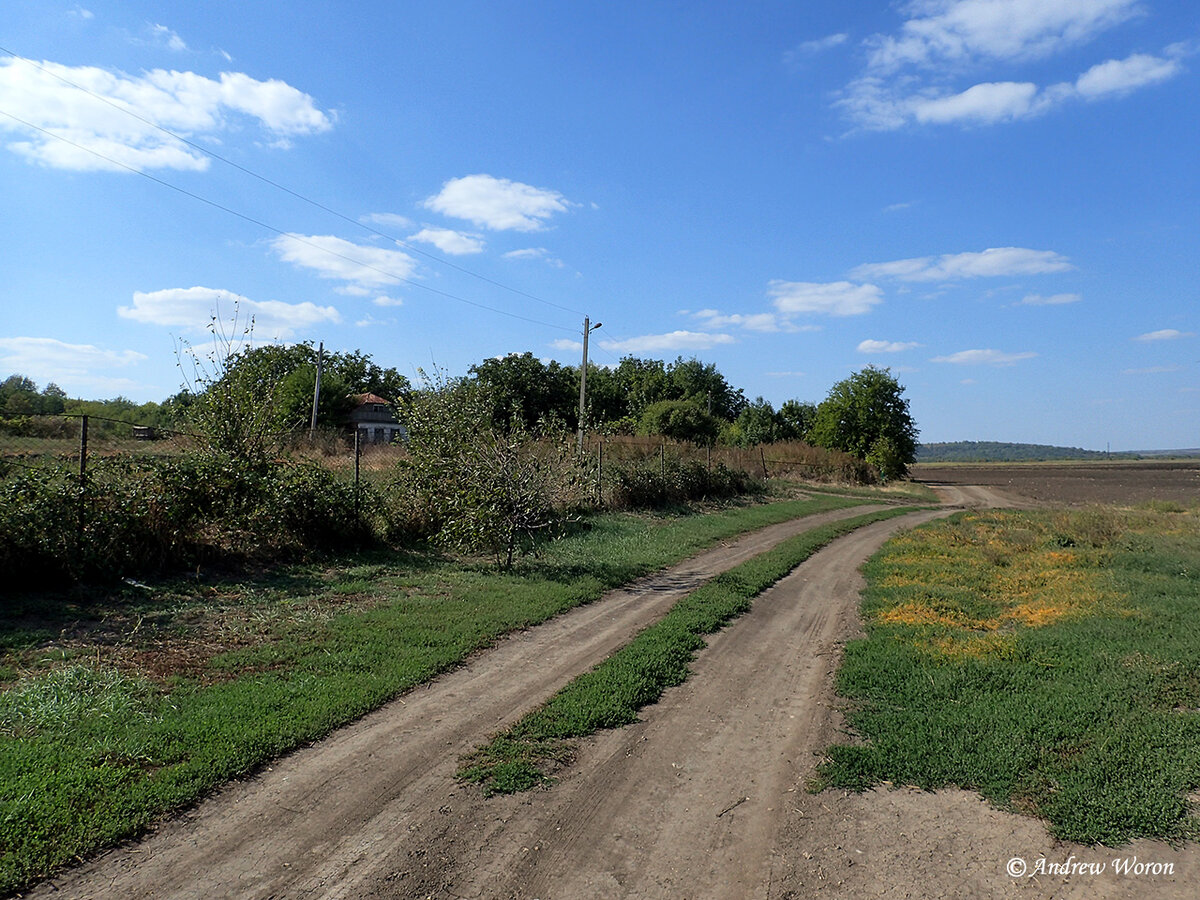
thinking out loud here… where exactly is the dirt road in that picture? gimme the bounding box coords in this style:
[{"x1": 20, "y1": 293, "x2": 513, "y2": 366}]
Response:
[
  {"x1": 32, "y1": 486, "x2": 1197, "y2": 898},
  {"x1": 29, "y1": 502, "x2": 885, "y2": 899}
]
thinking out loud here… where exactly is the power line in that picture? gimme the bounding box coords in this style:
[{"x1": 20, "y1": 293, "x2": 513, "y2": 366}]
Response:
[
  {"x1": 0, "y1": 107, "x2": 579, "y2": 335},
  {"x1": 0, "y1": 48, "x2": 586, "y2": 319}
]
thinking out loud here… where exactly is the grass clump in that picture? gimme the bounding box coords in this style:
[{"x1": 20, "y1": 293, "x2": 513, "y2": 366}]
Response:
[
  {"x1": 459, "y1": 506, "x2": 923, "y2": 795},
  {"x1": 0, "y1": 664, "x2": 158, "y2": 738},
  {"x1": 817, "y1": 505, "x2": 1200, "y2": 845}
]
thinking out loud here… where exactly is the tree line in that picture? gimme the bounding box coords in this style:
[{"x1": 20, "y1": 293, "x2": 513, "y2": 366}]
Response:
[{"x1": 1, "y1": 345, "x2": 918, "y2": 479}]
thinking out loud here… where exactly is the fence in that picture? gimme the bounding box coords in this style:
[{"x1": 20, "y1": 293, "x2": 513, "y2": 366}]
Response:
[
  {"x1": 1, "y1": 414, "x2": 873, "y2": 587},
  {"x1": 580, "y1": 433, "x2": 872, "y2": 494}
]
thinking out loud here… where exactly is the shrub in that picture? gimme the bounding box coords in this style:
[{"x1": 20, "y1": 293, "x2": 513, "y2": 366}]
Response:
[
  {"x1": 0, "y1": 452, "x2": 375, "y2": 587},
  {"x1": 607, "y1": 457, "x2": 763, "y2": 510}
]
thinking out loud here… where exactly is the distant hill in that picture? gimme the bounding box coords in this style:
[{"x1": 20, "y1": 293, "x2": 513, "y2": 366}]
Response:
[{"x1": 916, "y1": 441, "x2": 1134, "y2": 463}]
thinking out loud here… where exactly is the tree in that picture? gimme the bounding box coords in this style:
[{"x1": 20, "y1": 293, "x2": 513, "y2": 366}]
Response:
[
  {"x1": 610, "y1": 356, "x2": 671, "y2": 421},
  {"x1": 777, "y1": 399, "x2": 816, "y2": 442},
  {"x1": 666, "y1": 357, "x2": 747, "y2": 421},
  {"x1": 637, "y1": 398, "x2": 722, "y2": 445},
  {"x1": 725, "y1": 397, "x2": 780, "y2": 447},
  {"x1": 809, "y1": 366, "x2": 918, "y2": 480},
  {"x1": 469, "y1": 352, "x2": 577, "y2": 433},
  {"x1": 397, "y1": 370, "x2": 586, "y2": 568}
]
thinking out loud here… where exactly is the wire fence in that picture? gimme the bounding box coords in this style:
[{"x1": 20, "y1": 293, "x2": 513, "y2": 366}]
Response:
[
  {"x1": 0, "y1": 412, "x2": 407, "y2": 502},
  {"x1": 2, "y1": 416, "x2": 870, "y2": 497}
]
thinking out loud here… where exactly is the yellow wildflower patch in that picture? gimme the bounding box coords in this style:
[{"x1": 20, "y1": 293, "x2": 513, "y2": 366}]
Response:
[
  {"x1": 876, "y1": 602, "x2": 994, "y2": 629},
  {"x1": 868, "y1": 509, "x2": 1132, "y2": 660},
  {"x1": 927, "y1": 632, "x2": 1017, "y2": 661}
]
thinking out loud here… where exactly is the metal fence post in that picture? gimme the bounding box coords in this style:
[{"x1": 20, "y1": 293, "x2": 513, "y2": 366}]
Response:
[
  {"x1": 353, "y1": 428, "x2": 361, "y2": 518},
  {"x1": 77, "y1": 414, "x2": 88, "y2": 552}
]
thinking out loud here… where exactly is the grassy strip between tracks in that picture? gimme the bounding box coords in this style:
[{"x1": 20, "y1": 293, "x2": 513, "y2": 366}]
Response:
[
  {"x1": 459, "y1": 506, "x2": 924, "y2": 795},
  {"x1": 816, "y1": 503, "x2": 1200, "y2": 846},
  {"x1": 0, "y1": 490, "x2": 884, "y2": 895}
]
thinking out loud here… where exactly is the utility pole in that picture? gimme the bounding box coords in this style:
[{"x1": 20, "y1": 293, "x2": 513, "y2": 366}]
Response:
[
  {"x1": 577, "y1": 317, "x2": 601, "y2": 452},
  {"x1": 310, "y1": 341, "x2": 324, "y2": 438}
]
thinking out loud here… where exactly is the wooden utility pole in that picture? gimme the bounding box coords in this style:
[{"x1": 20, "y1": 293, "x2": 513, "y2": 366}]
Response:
[
  {"x1": 310, "y1": 342, "x2": 324, "y2": 438},
  {"x1": 577, "y1": 318, "x2": 601, "y2": 452}
]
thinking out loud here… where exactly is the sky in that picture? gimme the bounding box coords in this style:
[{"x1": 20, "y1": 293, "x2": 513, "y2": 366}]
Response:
[{"x1": 1, "y1": 0, "x2": 1197, "y2": 451}]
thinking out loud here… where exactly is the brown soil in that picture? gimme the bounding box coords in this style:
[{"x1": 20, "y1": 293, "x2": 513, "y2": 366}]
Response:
[
  {"x1": 28, "y1": 484, "x2": 1200, "y2": 899},
  {"x1": 914, "y1": 460, "x2": 1200, "y2": 507}
]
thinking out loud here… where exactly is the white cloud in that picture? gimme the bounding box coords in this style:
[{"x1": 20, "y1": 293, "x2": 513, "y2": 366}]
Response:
[
  {"x1": 270, "y1": 234, "x2": 417, "y2": 292},
  {"x1": 1019, "y1": 292, "x2": 1082, "y2": 305},
  {"x1": 912, "y1": 81, "x2": 1042, "y2": 124},
  {"x1": 0, "y1": 57, "x2": 332, "y2": 172},
  {"x1": 0, "y1": 336, "x2": 146, "y2": 386},
  {"x1": 931, "y1": 348, "x2": 1037, "y2": 365},
  {"x1": 551, "y1": 338, "x2": 584, "y2": 353},
  {"x1": 1123, "y1": 365, "x2": 1185, "y2": 374},
  {"x1": 362, "y1": 212, "x2": 413, "y2": 230},
  {"x1": 424, "y1": 174, "x2": 570, "y2": 231},
  {"x1": 866, "y1": 0, "x2": 1142, "y2": 72},
  {"x1": 372, "y1": 295, "x2": 404, "y2": 307},
  {"x1": 838, "y1": 2, "x2": 1182, "y2": 130},
  {"x1": 1134, "y1": 329, "x2": 1194, "y2": 342},
  {"x1": 768, "y1": 281, "x2": 883, "y2": 316},
  {"x1": 151, "y1": 24, "x2": 187, "y2": 52},
  {"x1": 852, "y1": 247, "x2": 1072, "y2": 282},
  {"x1": 118, "y1": 286, "x2": 340, "y2": 340},
  {"x1": 786, "y1": 33, "x2": 848, "y2": 64},
  {"x1": 858, "y1": 339, "x2": 920, "y2": 353},
  {"x1": 1074, "y1": 52, "x2": 1182, "y2": 98},
  {"x1": 599, "y1": 331, "x2": 736, "y2": 354},
  {"x1": 503, "y1": 247, "x2": 567, "y2": 268},
  {"x1": 407, "y1": 227, "x2": 485, "y2": 255},
  {"x1": 693, "y1": 309, "x2": 783, "y2": 332}
]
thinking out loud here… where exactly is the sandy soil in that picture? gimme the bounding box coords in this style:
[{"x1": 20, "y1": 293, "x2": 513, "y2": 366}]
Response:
[{"x1": 27, "y1": 485, "x2": 1199, "y2": 899}]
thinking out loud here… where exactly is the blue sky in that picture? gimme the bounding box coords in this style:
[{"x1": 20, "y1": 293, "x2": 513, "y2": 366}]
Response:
[{"x1": 1, "y1": 0, "x2": 1197, "y2": 450}]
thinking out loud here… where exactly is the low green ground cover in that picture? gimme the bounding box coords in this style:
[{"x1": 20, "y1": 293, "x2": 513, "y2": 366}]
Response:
[
  {"x1": 817, "y1": 503, "x2": 1200, "y2": 845},
  {"x1": 460, "y1": 506, "x2": 923, "y2": 795},
  {"x1": 0, "y1": 490, "x2": 875, "y2": 895}
]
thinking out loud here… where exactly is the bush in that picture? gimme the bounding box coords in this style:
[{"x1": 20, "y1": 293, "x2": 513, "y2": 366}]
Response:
[
  {"x1": 0, "y1": 452, "x2": 375, "y2": 587},
  {"x1": 607, "y1": 457, "x2": 763, "y2": 510},
  {"x1": 392, "y1": 376, "x2": 591, "y2": 567}
]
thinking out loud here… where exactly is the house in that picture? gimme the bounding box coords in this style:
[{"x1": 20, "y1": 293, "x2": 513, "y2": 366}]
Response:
[{"x1": 346, "y1": 393, "x2": 406, "y2": 444}]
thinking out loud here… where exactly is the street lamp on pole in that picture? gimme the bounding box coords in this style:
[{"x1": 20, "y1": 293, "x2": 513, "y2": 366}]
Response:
[{"x1": 578, "y1": 316, "x2": 602, "y2": 451}]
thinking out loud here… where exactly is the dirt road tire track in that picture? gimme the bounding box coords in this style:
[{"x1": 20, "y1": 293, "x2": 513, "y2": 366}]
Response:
[
  {"x1": 28, "y1": 502, "x2": 887, "y2": 900},
  {"x1": 390, "y1": 508, "x2": 953, "y2": 899}
]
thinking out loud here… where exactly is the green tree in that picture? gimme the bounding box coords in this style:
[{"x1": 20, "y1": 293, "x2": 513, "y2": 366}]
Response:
[
  {"x1": 610, "y1": 356, "x2": 670, "y2": 421},
  {"x1": 1, "y1": 375, "x2": 39, "y2": 417},
  {"x1": 469, "y1": 352, "x2": 578, "y2": 432},
  {"x1": 725, "y1": 397, "x2": 779, "y2": 447},
  {"x1": 666, "y1": 356, "x2": 747, "y2": 421},
  {"x1": 397, "y1": 371, "x2": 586, "y2": 568},
  {"x1": 809, "y1": 366, "x2": 918, "y2": 480},
  {"x1": 637, "y1": 398, "x2": 722, "y2": 445},
  {"x1": 275, "y1": 367, "x2": 355, "y2": 430},
  {"x1": 777, "y1": 399, "x2": 817, "y2": 442}
]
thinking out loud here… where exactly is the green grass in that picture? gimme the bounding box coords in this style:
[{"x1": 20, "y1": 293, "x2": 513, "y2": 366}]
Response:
[
  {"x1": 816, "y1": 505, "x2": 1200, "y2": 845},
  {"x1": 0, "y1": 489, "x2": 888, "y2": 895},
  {"x1": 459, "y1": 506, "x2": 924, "y2": 795}
]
